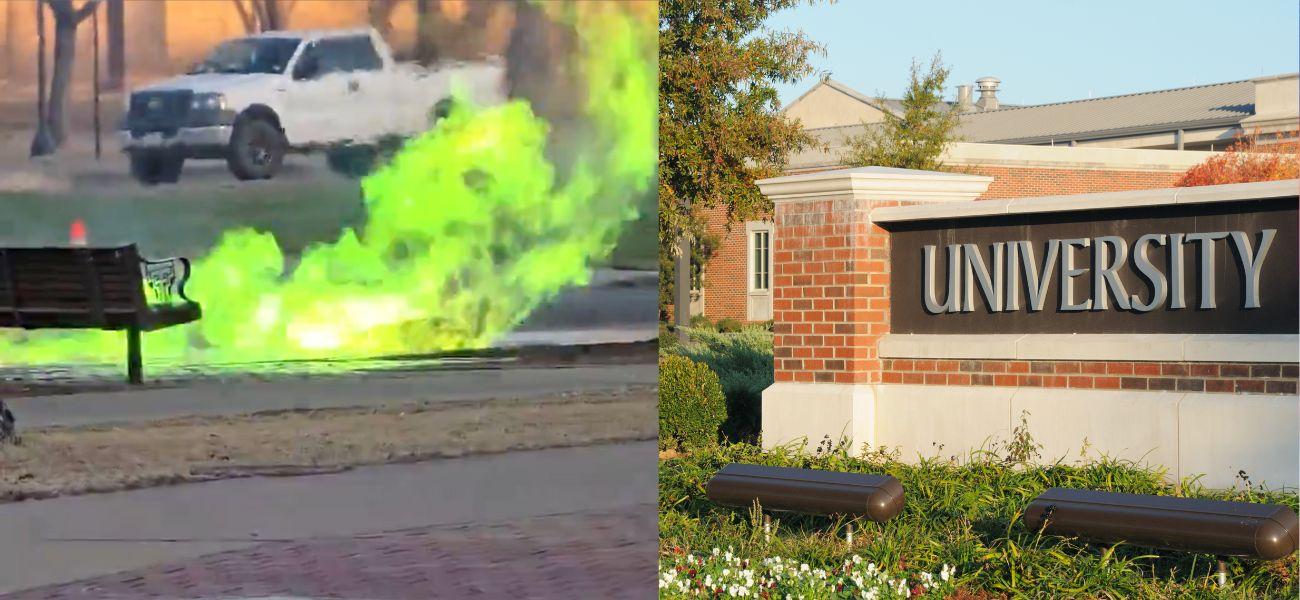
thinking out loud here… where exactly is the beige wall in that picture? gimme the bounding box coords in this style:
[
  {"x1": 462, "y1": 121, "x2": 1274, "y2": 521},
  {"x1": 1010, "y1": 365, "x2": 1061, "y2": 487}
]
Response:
[
  {"x1": 1242, "y1": 73, "x2": 1300, "y2": 138},
  {"x1": 783, "y1": 82, "x2": 885, "y2": 130},
  {"x1": 0, "y1": 0, "x2": 515, "y2": 89}
]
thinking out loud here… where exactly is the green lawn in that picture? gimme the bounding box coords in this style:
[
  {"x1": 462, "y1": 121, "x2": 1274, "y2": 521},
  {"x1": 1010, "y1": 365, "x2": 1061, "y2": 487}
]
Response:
[
  {"x1": 659, "y1": 442, "x2": 1299, "y2": 599},
  {"x1": 0, "y1": 178, "x2": 655, "y2": 270}
]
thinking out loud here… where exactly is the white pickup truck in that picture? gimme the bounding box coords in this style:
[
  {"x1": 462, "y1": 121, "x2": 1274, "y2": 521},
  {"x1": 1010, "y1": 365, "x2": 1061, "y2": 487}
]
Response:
[{"x1": 118, "y1": 27, "x2": 506, "y2": 184}]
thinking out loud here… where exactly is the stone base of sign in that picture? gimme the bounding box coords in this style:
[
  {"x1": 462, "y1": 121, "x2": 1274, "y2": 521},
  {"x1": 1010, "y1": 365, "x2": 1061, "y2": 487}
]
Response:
[
  {"x1": 761, "y1": 383, "x2": 876, "y2": 454},
  {"x1": 762, "y1": 383, "x2": 1299, "y2": 488}
]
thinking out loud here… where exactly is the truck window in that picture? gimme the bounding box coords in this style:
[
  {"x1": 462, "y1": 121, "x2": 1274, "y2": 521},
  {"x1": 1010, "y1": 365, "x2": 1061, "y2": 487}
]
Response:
[
  {"x1": 303, "y1": 36, "x2": 382, "y2": 76},
  {"x1": 341, "y1": 36, "x2": 383, "y2": 71},
  {"x1": 192, "y1": 37, "x2": 301, "y2": 75}
]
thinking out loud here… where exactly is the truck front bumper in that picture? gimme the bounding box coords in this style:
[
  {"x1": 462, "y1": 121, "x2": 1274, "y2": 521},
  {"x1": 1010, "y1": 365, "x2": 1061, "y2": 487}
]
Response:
[{"x1": 118, "y1": 125, "x2": 233, "y2": 157}]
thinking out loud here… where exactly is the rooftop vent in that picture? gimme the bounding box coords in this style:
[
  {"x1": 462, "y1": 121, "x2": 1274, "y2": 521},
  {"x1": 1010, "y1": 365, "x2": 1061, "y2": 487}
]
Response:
[
  {"x1": 955, "y1": 84, "x2": 974, "y2": 112},
  {"x1": 975, "y1": 76, "x2": 1000, "y2": 111}
]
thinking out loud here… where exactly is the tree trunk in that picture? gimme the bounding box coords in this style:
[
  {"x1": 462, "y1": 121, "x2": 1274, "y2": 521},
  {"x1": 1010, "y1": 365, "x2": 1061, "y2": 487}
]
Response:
[
  {"x1": 505, "y1": 0, "x2": 576, "y2": 118},
  {"x1": 45, "y1": 8, "x2": 79, "y2": 146},
  {"x1": 105, "y1": 0, "x2": 122, "y2": 89},
  {"x1": 2, "y1": 0, "x2": 17, "y2": 81},
  {"x1": 367, "y1": 0, "x2": 399, "y2": 38},
  {"x1": 414, "y1": 0, "x2": 438, "y2": 64},
  {"x1": 30, "y1": 0, "x2": 53, "y2": 156},
  {"x1": 31, "y1": 0, "x2": 98, "y2": 156}
]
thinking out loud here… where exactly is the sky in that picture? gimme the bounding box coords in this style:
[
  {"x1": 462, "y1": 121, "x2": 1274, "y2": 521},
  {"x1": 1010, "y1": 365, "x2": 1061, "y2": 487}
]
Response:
[{"x1": 767, "y1": 0, "x2": 1300, "y2": 107}]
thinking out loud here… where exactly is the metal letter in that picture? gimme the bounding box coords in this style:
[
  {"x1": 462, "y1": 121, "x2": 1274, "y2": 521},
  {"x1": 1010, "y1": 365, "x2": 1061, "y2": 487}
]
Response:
[
  {"x1": 1019, "y1": 240, "x2": 1059, "y2": 312},
  {"x1": 1059, "y1": 238, "x2": 1092, "y2": 311},
  {"x1": 1092, "y1": 236, "x2": 1130, "y2": 310},
  {"x1": 1185, "y1": 232, "x2": 1229, "y2": 309},
  {"x1": 1005, "y1": 241, "x2": 1020, "y2": 311},
  {"x1": 962, "y1": 243, "x2": 1004, "y2": 312},
  {"x1": 1169, "y1": 233, "x2": 1186, "y2": 309},
  {"x1": 922, "y1": 244, "x2": 962, "y2": 314},
  {"x1": 1230, "y1": 229, "x2": 1276, "y2": 309},
  {"x1": 1130, "y1": 234, "x2": 1168, "y2": 312}
]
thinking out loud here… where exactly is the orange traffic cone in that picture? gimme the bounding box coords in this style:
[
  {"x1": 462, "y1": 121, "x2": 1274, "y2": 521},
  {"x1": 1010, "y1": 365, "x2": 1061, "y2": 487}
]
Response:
[{"x1": 69, "y1": 219, "x2": 87, "y2": 246}]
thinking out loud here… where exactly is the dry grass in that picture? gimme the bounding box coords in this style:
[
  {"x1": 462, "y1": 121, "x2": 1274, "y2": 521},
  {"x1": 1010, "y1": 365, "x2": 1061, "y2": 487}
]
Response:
[{"x1": 0, "y1": 387, "x2": 656, "y2": 502}]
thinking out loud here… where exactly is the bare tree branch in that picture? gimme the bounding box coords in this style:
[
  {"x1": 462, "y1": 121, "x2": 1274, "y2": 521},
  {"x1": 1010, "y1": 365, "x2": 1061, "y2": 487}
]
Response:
[
  {"x1": 72, "y1": 0, "x2": 100, "y2": 23},
  {"x1": 230, "y1": 0, "x2": 255, "y2": 33}
]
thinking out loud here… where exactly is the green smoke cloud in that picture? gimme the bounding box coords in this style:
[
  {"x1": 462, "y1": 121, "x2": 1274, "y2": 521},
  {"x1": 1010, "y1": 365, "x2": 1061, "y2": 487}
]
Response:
[{"x1": 0, "y1": 3, "x2": 655, "y2": 368}]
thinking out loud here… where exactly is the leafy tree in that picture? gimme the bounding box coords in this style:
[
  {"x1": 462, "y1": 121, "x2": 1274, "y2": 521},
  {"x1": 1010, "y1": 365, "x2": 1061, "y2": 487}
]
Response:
[
  {"x1": 1176, "y1": 129, "x2": 1298, "y2": 187},
  {"x1": 659, "y1": 0, "x2": 822, "y2": 317},
  {"x1": 841, "y1": 54, "x2": 961, "y2": 170}
]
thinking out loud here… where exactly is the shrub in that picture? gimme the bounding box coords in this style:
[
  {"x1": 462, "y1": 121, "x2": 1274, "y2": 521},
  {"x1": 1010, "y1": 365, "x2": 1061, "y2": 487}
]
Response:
[
  {"x1": 715, "y1": 317, "x2": 743, "y2": 333},
  {"x1": 676, "y1": 325, "x2": 773, "y2": 443},
  {"x1": 1176, "y1": 128, "x2": 1298, "y2": 187},
  {"x1": 658, "y1": 322, "x2": 680, "y2": 356},
  {"x1": 689, "y1": 314, "x2": 714, "y2": 330},
  {"x1": 658, "y1": 355, "x2": 727, "y2": 451}
]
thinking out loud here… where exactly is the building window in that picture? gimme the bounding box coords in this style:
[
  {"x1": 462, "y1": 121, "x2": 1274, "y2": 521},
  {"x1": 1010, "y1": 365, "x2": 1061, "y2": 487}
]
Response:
[
  {"x1": 746, "y1": 222, "x2": 774, "y2": 321},
  {"x1": 751, "y1": 229, "x2": 770, "y2": 291}
]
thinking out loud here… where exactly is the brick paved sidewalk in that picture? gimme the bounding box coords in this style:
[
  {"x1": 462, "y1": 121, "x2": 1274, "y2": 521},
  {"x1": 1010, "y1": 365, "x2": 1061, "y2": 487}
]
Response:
[{"x1": 3, "y1": 507, "x2": 656, "y2": 599}]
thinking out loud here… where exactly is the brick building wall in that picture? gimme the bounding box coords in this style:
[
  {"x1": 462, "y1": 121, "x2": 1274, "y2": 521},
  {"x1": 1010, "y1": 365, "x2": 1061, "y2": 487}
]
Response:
[
  {"x1": 966, "y1": 165, "x2": 1182, "y2": 199},
  {"x1": 699, "y1": 205, "x2": 752, "y2": 323},
  {"x1": 701, "y1": 163, "x2": 1187, "y2": 323},
  {"x1": 881, "y1": 359, "x2": 1298, "y2": 394}
]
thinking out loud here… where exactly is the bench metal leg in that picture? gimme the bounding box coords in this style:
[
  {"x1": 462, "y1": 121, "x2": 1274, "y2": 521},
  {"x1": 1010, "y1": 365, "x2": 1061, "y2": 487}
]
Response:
[{"x1": 127, "y1": 326, "x2": 142, "y2": 385}]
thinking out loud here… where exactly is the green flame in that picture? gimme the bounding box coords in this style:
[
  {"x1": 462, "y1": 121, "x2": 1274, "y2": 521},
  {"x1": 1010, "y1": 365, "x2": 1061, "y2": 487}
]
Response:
[{"x1": 0, "y1": 3, "x2": 655, "y2": 368}]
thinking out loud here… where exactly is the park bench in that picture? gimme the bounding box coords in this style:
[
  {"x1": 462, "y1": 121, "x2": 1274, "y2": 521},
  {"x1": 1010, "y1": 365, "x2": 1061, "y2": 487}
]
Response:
[
  {"x1": 706, "y1": 463, "x2": 905, "y2": 522},
  {"x1": 1025, "y1": 487, "x2": 1298, "y2": 585},
  {"x1": 0, "y1": 245, "x2": 201, "y2": 384}
]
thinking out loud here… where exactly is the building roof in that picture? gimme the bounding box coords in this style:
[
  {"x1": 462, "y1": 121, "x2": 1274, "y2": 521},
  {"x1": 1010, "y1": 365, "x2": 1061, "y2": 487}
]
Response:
[
  {"x1": 787, "y1": 77, "x2": 1024, "y2": 118},
  {"x1": 794, "y1": 77, "x2": 1274, "y2": 151},
  {"x1": 958, "y1": 79, "x2": 1258, "y2": 144}
]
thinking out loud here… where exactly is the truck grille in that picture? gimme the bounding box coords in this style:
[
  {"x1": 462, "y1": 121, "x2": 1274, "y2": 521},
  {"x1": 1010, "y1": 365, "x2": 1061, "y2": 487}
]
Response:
[{"x1": 126, "y1": 90, "x2": 193, "y2": 136}]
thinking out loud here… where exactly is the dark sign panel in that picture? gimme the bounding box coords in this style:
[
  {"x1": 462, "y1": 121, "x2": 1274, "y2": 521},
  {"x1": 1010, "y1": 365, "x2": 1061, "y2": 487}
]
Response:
[{"x1": 886, "y1": 197, "x2": 1298, "y2": 334}]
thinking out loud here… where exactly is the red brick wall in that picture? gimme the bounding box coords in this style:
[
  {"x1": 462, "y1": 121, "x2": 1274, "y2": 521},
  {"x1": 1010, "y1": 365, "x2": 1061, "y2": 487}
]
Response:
[
  {"x1": 966, "y1": 165, "x2": 1182, "y2": 199},
  {"x1": 882, "y1": 359, "x2": 1299, "y2": 394},
  {"x1": 771, "y1": 197, "x2": 911, "y2": 385},
  {"x1": 701, "y1": 164, "x2": 1185, "y2": 323},
  {"x1": 700, "y1": 205, "x2": 756, "y2": 323}
]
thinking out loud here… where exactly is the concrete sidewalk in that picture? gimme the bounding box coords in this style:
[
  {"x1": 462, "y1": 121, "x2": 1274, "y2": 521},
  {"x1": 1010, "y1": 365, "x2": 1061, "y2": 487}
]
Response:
[
  {"x1": 7, "y1": 364, "x2": 656, "y2": 429},
  {"x1": 0, "y1": 441, "x2": 656, "y2": 595}
]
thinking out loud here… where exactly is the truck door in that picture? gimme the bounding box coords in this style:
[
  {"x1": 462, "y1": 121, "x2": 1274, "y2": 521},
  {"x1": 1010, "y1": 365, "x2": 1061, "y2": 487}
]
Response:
[
  {"x1": 333, "y1": 35, "x2": 391, "y2": 142},
  {"x1": 283, "y1": 38, "x2": 360, "y2": 146}
]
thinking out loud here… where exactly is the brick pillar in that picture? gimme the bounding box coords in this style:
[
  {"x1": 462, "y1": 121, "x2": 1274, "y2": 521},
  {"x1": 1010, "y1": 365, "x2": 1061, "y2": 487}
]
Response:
[{"x1": 756, "y1": 167, "x2": 992, "y2": 453}]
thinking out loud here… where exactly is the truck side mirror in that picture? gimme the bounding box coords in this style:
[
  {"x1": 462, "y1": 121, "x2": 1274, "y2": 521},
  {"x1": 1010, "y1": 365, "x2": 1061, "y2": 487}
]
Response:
[{"x1": 293, "y1": 55, "x2": 320, "y2": 80}]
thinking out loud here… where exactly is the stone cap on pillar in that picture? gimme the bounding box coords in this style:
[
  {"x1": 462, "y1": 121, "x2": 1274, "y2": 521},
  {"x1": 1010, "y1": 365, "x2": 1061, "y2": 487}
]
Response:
[{"x1": 756, "y1": 166, "x2": 993, "y2": 203}]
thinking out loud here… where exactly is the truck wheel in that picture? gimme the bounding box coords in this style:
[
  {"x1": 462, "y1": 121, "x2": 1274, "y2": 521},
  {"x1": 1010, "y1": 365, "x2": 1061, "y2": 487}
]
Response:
[
  {"x1": 226, "y1": 117, "x2": 286, "y2": 180},
  {"x1": 129, "y1": 151, "x2": 184, "y2": 185}
]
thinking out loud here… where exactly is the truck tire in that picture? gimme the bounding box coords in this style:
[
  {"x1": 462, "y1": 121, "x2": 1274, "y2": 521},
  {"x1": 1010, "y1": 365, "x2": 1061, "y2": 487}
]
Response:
[
  {"x1": 129, "y1": 151, "x2": 184, "y2": 185},
  {"x1": 226, "y1": 117, "x2": 286, "y2": 181}
]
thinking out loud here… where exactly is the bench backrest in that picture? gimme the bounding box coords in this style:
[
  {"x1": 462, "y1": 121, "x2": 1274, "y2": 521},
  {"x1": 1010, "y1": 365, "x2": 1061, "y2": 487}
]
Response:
[{"x1": 0, "y1": 245, "x2": 150, "y2": 330}]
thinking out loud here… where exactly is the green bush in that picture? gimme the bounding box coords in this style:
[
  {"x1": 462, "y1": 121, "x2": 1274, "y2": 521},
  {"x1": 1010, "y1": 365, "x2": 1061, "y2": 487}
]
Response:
[
  {"x1": 689, "y1": 314, "x2": 714, "y2": 330},
  {"x1": 715, "y1": 317, "x2": 743, "y2": 333},
  {"x1": 658, "y1": 355, "x2": 727, "y2": 451},
  {"x1": 660, "y1": 441, "x2": 1300, "y2": 599},
  {"x1": 658, "y1": 322, "x2": 680, "y2": 356},
  {"x1": 676, "y1": 325, "x2": 773, "y2": 443}
]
